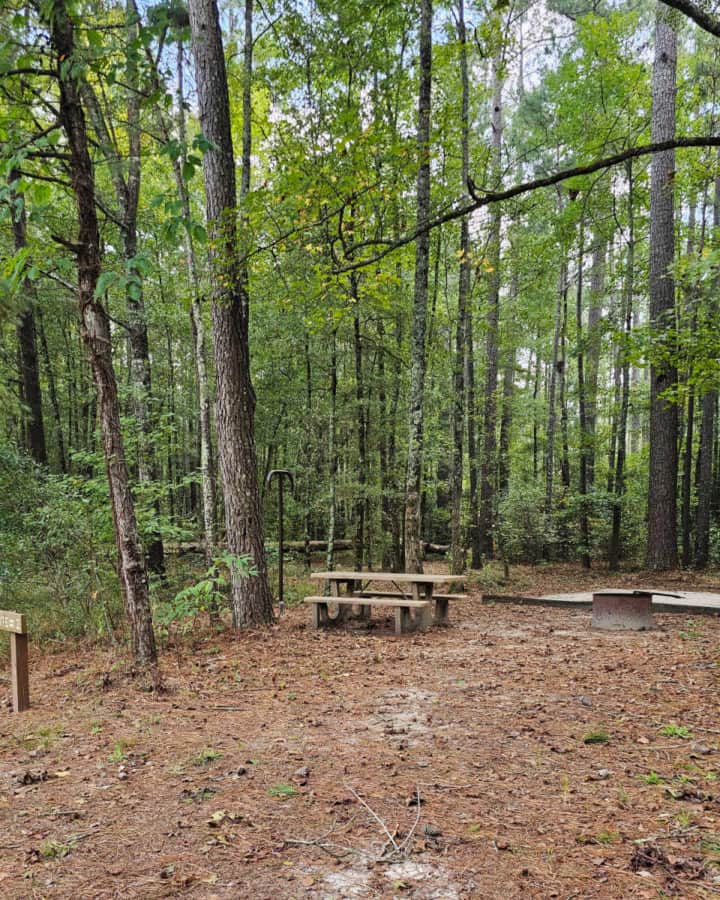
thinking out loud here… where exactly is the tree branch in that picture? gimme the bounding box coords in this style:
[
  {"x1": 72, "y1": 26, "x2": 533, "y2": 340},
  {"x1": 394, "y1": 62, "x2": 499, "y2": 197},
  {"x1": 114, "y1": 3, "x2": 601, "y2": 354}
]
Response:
[
  {"x1": 332, "y1": 135, "x2": 720, "y2": 274},
  {"x1": 3, "y1": 68, "x2": 57, "y2": 78},
  {"x1": 661, "y1": 0, "x2": 720, "y2": 38}
]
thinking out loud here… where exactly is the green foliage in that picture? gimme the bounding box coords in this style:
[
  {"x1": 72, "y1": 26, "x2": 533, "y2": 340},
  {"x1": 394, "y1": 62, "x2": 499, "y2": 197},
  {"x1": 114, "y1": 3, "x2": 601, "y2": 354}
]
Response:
[
  {"x1": 40, "y1": 838, "x2": 76, "y2": 859},
  {"x1": 193, "y1": 748, "x2": 223, "y2": 766},
  {"x1": 155, "y1": 552, "x2": 258, "y2": 630},
  {"x1": 267, "y1": 782, "x2": 298, "y2": 798},
  {"x1": 659, "y1": 724, "x2": 692, "y2": 739},
  {"x1": 639, "y1": 771, "x2": 666, "y2": 785},
  {"x1": 0, "y1": 444, "x2": 121, "y2": 643},
  {"x1": 497, "y1": 482, "x2": 553, "y2": 564},
  {"x1": 583, "y1": 729, "x2": 610, "y2": 745}
]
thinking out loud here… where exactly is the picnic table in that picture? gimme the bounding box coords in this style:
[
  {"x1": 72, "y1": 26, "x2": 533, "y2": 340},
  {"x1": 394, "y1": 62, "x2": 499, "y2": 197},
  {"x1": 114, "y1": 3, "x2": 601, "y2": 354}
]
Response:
[{"x1": 304, "y1": 570, "x2": 468, "y2": 635}]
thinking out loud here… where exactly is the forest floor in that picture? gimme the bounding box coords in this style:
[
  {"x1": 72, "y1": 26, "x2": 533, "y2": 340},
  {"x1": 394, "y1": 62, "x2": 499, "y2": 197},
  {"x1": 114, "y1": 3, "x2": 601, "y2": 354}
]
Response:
[{"x1": 2, "y1": 562, "x2": 720, "y2": 899}]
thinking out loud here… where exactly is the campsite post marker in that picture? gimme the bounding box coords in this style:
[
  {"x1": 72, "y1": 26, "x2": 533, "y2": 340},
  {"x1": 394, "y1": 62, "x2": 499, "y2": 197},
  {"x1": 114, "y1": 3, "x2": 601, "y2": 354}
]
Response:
[
  {"x1": 266, "y1": 470, "x2": 295, "y2": 610},
  {"x1": 1, "y1": 610, "x2": 29, "y2": 712}
]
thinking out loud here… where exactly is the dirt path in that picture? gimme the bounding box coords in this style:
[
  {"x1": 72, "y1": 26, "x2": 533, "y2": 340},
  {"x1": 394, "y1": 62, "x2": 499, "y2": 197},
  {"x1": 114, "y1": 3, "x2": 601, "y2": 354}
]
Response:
[{"x1": 2, "y1": 577, "x2": 720, "y2": 898}]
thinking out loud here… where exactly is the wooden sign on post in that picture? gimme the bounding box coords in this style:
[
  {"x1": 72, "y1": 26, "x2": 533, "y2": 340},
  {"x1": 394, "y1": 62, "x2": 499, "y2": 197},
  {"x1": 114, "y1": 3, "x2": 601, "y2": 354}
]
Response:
[{"x1": 1, "y1": 610, "x2": 29, "y2": 713}]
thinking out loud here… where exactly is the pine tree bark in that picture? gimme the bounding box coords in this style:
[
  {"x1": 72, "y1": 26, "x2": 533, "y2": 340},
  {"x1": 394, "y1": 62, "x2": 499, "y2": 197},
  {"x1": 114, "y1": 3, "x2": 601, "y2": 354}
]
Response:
[
  {"x1": 48, "y1": 0, "x2": 156, "y2": 665},
  {"x1": 478, "y1": 53, "x2": 503, "y2": 560},
  {"x1": 188, "y1": 0, "x2": 273, "y2": 625},
  {"x1": 694, "y1": 174, "x2": 720, "y2": 567},
  {"x1": 681, "y1": 196, "x2": 698, "y2": 567},
  {"x1": 575, "y1": 224, "x2": 591, "y2": 568},
  {"x1": 36, "y1": 309, "x2": 66, "y2": 472},
  {"x1": 545, "y1": 253, "x2": 567, "y2": 520},
  {"x1": 586, "y1": 238, "x2": 605, "y2": 486},
  {"x1": 498, "y1": 353, "x2": 514, "y2": 498},
  {"x1": 609, "y1": 160, "x2": 635, "y2": 569},
  {"x1": 352, "y1": 283, "x2": 367, "y2": 570},
  {"x1": 450, "y1": 0, "x2": 470, "y2": 576},
  {"x1": 403, "y1": 0, "x2": 433, "y2": 573},
  {"x1": 175, "y1": 41, "x2": 217, "y2": 564},
  {"x1": 326, "y1": 330, "x2": 338, "y2": 573},
  {"x1": 646, "y1": 8, "x2": 679, "y2": 570},
  {"x1": 11, "y1": 177, "x2": 46, "y2": 465},
  {"x1": 466, "y1": 307, "x2": 481, "y2": 567}
]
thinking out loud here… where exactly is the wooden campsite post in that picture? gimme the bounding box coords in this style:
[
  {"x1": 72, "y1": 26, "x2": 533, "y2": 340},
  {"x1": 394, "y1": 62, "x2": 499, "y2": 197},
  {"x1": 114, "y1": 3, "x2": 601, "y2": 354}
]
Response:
[{"x1": 1, "y1": 610, "x2": 29, "y2": 712}]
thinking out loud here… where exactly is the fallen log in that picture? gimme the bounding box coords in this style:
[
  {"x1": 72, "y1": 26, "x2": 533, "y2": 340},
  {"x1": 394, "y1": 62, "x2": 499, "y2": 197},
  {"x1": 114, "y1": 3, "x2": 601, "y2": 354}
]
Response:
[
  {"x1": 165, "y1": 539, "x2": 449, "y2": 555},
  {"x1": 165, "y1": 539, "x2": 354, "y2": 555}
]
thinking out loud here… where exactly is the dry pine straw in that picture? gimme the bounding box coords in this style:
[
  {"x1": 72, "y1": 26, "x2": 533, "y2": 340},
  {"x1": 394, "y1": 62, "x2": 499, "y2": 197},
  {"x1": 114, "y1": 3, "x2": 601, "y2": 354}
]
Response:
[{"x1": 1, "y1": 576, "x2": 720, "y2": 898}]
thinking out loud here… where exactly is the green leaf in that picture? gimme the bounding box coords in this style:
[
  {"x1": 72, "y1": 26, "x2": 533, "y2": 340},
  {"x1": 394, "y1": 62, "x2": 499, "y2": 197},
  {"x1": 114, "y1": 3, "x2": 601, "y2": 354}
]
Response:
[
  {"x1": 192, "y1": 223, "x2": 208, "y2": 244},
  {"x1": 267, "y1": 783, "x2": 297, "y2": 798},
  {"x1": 94, "y1": 271, "x2": 119, "y2": 299}
]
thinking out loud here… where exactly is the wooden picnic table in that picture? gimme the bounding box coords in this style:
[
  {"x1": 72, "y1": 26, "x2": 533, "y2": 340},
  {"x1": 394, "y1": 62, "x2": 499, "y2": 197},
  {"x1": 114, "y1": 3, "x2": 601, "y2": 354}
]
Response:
[{"x1": 305, "y1": 570, "x2": 468, "y2": 634}]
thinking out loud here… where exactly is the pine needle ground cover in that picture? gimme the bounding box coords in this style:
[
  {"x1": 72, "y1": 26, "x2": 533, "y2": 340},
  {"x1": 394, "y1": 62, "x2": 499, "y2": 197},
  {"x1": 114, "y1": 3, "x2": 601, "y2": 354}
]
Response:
[{"x1": 1, "y1": 566, "x2": 720, "y2": 898}]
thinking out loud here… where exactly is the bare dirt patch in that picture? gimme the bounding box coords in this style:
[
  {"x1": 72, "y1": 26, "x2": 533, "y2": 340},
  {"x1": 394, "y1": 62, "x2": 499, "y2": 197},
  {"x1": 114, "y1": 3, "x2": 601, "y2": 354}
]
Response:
[{"x1": 1, "y1": 565, "x2": 720, "y2": 897}]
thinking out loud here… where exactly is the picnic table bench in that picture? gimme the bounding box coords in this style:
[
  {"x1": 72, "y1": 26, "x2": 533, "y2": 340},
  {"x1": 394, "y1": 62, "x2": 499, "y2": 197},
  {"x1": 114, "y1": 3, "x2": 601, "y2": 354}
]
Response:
[{"x1": 305, "y1": 571, "x2": 468, "y2": 635}]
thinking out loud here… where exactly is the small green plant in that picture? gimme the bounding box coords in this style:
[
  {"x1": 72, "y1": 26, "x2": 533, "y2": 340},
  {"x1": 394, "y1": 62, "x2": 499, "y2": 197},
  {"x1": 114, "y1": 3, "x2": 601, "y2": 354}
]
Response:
[
  {"x1": 40, "y1": 838, "x2": 75, "y2": 859},
  {"x1": 680, "y1": 619, "x2": 702, "y2": 640},
  {"x1": 180, "y1": 787, "x2": 216, "y2": 803},
  {"x1": 109, "y1": 739, "x2": 130, "y2": 762},
  {"x1": 583, "y1": 728, "x2": 610, "y2": 745},
  {"x1": 639, "y1": 770, "x2": 666, "y2": 785},
  {"x1": 23, "y1": 726, "x2": 61, "y2": 752},
  {"x1": 675, "y1": 810, "x2": 694, "y2": 829},
  {"x1": 596, "y1": 830, "x2": 620, "y2": 845},
  {"x1": 267, "y1": 782, "x2": 298, "y2": 798},
  {"x1": 659, "y1": 724, "x2": 692, "y2": 739},
  {"x1": 193, "y1": 748, "x2": 223, "y2": 766},
  {"x1": 89, "y1": 722, "x2": 102, "y2": 735},
  {"x1": 617, "y1": 788, "x2": 629, "y2": 807},
  {"x1": 155, "y1": 552, "x2": 257, "y2": 630}
]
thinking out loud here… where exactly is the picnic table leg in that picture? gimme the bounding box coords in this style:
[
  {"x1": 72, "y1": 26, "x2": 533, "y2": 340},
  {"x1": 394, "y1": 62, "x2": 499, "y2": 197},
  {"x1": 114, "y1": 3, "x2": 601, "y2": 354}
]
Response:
[
  {"x1": 330, "y1": 580, "x2": 350, "y2": 623},
  {"x1": 394, "y1": 606, "x2": 413, "y2": 635},
  {"x1": 412, "y1": 583, "x2": 434, "y2": 630},
  {"x1": 312, "y1": 601, "x2": 331, "y2": 628},
  {"x1": 434, "y1": 596, "x2": 450, "y2": 625}
]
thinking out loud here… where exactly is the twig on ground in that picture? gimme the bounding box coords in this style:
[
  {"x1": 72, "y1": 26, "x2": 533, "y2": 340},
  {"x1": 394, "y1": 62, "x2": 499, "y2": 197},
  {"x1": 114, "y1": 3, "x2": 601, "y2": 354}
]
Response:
[
  {"x1": 346, "y1": 785, "x2": 400, "y2": 855},
  {"x1": 399, "y1": 787, "x2": 422, "y2": 854},
  {"x1": 284, "y1": 836, "x2": 369, "y2": 860}
]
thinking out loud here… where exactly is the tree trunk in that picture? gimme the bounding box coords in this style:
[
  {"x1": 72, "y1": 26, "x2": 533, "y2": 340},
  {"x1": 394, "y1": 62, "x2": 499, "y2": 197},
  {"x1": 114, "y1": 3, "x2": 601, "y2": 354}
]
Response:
[
  {"x1": 36, "y1": 309, "x2": 66, "y2": 472},
  {"x1": 681, "y1": 196, "x2": 699, "y2": 567},
  {"x1": 575, "y1": 224, "x2": 591, "y2": 569},
  {"x1": 82, "y1": 2, "x2": 164, "y2": 572},
  {"x1": 498, "y1": 353, "x2": 514, "y2": 498},
  {"x1": 478, "y1": 53, "x2": 504, "y2": 560},
  {"x1": 545, "y1": 255, "x2": 567, "y2": 519},
  {"x1": 48, "y1": 0, "x2": 156, "y2": 665},
  {"x1": 694, "y1": 175, "x2": 720, "y2": 568},
  {"x1": 403, "y1": 0, "x2": 433, "y2": 574},
  {"x1": 646, "y1": 8, "x2": 679, "y2": 570},
  {"x1": 609, "y1": 160, "x2": 635, "y2": 569},
  {"x1": 11, "y1": 177, "x2": 46, "y2": 465},
  {"x1": 586, "y1": 238, "x2": 605, "y2": 486},
  {"x1": 466, "y1": 307, "x2": 481, "y2": 567},
  {"x1": 175, "y1": 41, "x2": 218, "y2": 564},
  {"x1": 326, "y1": 330, "x2": 338, "y2": 573},
  {"x1": 450, "y1": 0, "x2": 470, "y2": 576},
  {"x1": 353, "y1": 292, "x2": 366, "y2": 570},
  {"x1": 188, "y1": 0, "x2": 273, "y2": 625}
]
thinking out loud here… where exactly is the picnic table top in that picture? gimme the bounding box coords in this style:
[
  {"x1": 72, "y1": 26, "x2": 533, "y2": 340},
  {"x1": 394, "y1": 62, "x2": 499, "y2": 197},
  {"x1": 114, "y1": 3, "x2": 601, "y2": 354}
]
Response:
[{"x1": 310, "y1": 570, "x2": 467, "y2": 584}]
